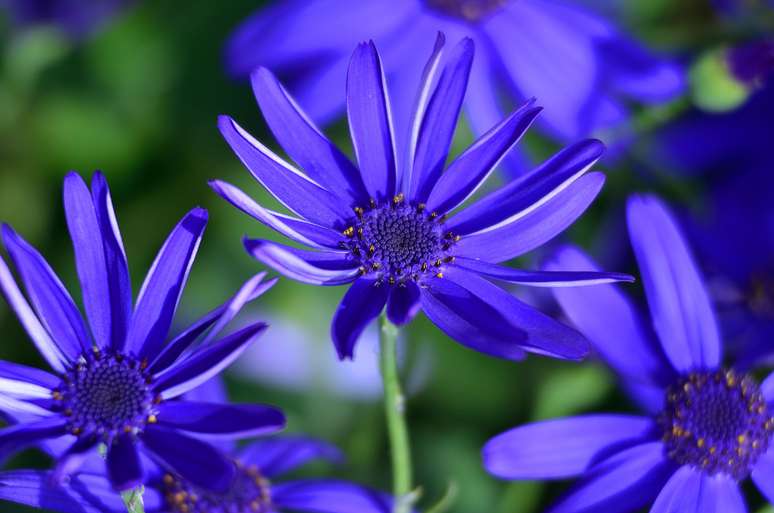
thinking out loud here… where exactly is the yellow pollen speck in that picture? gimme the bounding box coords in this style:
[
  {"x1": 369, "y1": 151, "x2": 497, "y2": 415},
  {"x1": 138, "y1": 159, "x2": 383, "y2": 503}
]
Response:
[
  {"x1": 147, "y1": 414, "x2": 158, "y2": 424},
  {"x1": 697, "y1": 438, "x2": 705, "y2": 448},
  {"x1": 343, "y1": 226, "x2": 354, "y2": 237},
  {"x1": 436, "y1": 272, "x2": 444, "y2": 278},
  {"x1": 737, "y1": 434, "x2": 746, "y2": 444}
]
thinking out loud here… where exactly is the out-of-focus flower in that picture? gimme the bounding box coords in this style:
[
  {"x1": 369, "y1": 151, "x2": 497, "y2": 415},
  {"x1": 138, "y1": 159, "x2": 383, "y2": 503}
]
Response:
[
  {"x1": 0, "y1": 171, "x2": 285, "y2": 492},
  {"x1": 1, "y1": 0, "x2": 133, "y2": 39},
  {"x1": 225, "y1": 0, "x2": 684, "y2": 148},
  {"x1": 213, "y1": 35, "x2": 633, "y2": 363},
  {"x1": 657, "y1": 82, "x2": 774, "y2": 365},
  {"x1": 483, "y1": 195, "x2": 774, "y2": 513}
]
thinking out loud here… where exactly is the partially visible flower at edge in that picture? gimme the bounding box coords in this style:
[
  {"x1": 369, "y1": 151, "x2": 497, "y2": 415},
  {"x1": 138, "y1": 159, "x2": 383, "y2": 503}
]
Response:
[
  {"x1": 212, "y1": 35, "x2": 634, "y2": 363},
  {"x1": 0, "y1": 171, "x2": 285, "y2": 493},
  {"x1": 483, "y1": 194, "x2": 774, "y2": 513}
]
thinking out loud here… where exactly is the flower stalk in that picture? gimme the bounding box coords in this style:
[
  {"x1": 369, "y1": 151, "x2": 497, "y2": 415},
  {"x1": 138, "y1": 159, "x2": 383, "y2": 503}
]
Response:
[
  {"x1": 379, "y1": 313, "x2": 413, "y2": 513},
  {"x1": 121, "y1": 487, "x2": 145, "y2": 513}
]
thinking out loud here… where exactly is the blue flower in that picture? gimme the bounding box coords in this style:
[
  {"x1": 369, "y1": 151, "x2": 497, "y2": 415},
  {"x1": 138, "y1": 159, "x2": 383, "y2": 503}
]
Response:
[
  {"x1": 483, "y1": 194, "x2": 774, "y2": 513},
  {"x1": 225, "y1": 0, "x2": 683, "y2": 147},
  {"x1": 1, "y1": 0, "x2": 132, "y2": 39},
  {"x1": 0, "y1": 171, "x2": 286, "y2": 492},
  {"x1": 212, "y1": 36, "x2": 632, "y2": 362}
]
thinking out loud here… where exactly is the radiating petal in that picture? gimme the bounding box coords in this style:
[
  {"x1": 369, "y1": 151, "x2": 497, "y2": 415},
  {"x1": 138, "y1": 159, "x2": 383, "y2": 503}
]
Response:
[
  {"x1": 150, "y1": 273, "x2": 275, "y2": 373},
  {"x1": 251, "y1": 67, "x2": 368, "y2": 204},
  {"x1": 126, "y1": 208, "x2": 208, "y2": 360},
  {"x1": 218, "y1": 115, "x2": 351, "y2": 226},
  {"x1": 548, "y1": 442, "x2": 673, "y2": 513},
  {"x1": 0, "y1": 255, "x2": 68, "y2": 372},
  {"x1": 422, "y1": 267, "x2": 588, "y2": 361},
  {"x1": 386, "y1": 283, "x2": 421, "y2": 326},
  {"x1": 0, "y1": 360, "x2": 58, "y2": 391},
  {"x1": 272, "y1": 479, "x2": 393, "y2": 513},
  {"x1": 209, "y1": 179, "x2": 343, "y2": 249},
  {"x1": 107, "y1": 434, "x2": 143, "y2": 491},
  {"x1": 153, "y1": 322, "x2": 267, "y2": 400},
  {"x1": 752, "y1": 449, "x2": 774, "y2": 504},
  {"x1": 90, "y1": 172, "x2": 133, "y2": 352},
  {"x1": 425, "y1": 102, "x2": 541, "y2": 215},
  {"x1": 447, "y1": 139, "x2": 604, "y2": 235},
  {"x1": 63, "y1": 172, "x2": 113, "y2": 350},
  {"x1": 244, "y1": 239, "x2": 360, "y2": 286},
  {"x1": 0, "y1": 470, "x2": 129, "y2": 513},
  {"x1": 454, "y1": 173, "x2": 605, "y2": 263},
  {"x1": 331, "y1": 278, "x2": 388, "y2": 360},
  {"x1": 51, "y1": 436, "x2": 98, "y2": 483},
  {"x1": 239, "y1": 437, "x2": 345, "y2": 478},
  {"x1": 546, "y1": 246, "x2": 672, "y2": 388},
  {"x1": 484, "y1": 415, "x2": 656, "y2": 479},
  {"x1": 0, "y1": 417, "x2": 67, "y2": 460},
  {"x1": 2, "y1": 225, "x2": 90, "y2": 360},
  {"x1": 626, "y1": 195, "x2": 721, "y2": 373},
  {"x1": 409, "y1": 38, "x2": 473, "y2": 203},
  {"x1": 346, "y1": 41, "x2": 397, "y2": 201},
  {"x1": 455, "y1": 257, "x2": 633, "y2": 287},
  {"x1": 156, "y1": 401, "x2": 285, "y2": 439},
  {"x1": 650, "y1": 465, "x2": 746, "y2": 513},
  {"x1": 762, "y1": 371, "x2": 774, "y2": 405},
  {"x1": 141, "y1": 424, "x2": 235, "y2": 493}
]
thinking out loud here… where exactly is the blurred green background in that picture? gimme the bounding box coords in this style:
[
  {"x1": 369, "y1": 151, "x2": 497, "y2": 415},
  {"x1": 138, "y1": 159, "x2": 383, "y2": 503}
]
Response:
[{"x1": 0, "y1": 1, "x2": 771, "y2": 512}]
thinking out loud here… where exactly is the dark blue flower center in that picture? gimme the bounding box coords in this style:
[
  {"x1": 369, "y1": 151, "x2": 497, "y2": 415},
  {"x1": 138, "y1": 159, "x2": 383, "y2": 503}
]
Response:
[
  {"x1": 424, "y1": 0, "x2": 506, "y2": 21},
  {"x1": 341, "y1": 196, "x2": 456, "y2": 285},
  {"x1": 54, "y1": 352, "x2": 156, "y2": 441},
  {"x1": 162, "y1": 462, "x2": 272, "y2": 513},
  {"x1": 660, "y1": 369, "x2": 774, "y2": 479}
]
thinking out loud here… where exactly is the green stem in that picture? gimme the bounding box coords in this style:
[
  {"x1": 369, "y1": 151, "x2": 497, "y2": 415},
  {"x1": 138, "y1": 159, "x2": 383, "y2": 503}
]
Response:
[
  {"x1": 121, "y1": 486, "x2": 146, "y2": 513},
  {"x1": 379, "y1": 313, "x2": 413, "y2": 513}
]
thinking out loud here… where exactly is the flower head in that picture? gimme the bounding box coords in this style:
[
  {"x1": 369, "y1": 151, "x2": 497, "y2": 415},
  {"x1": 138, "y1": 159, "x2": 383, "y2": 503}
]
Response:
[
  {"x1": 213, "y1": 36, "x2": 632, "y2": 362},
  {"x1": 225, "y1": 0, "x2": 683, "y2": 150},
  {"x1": 0, "y1": 171, "x2": 285, "y2": 492},
  {"x1": 483, "y1": 194, "x2": 774, "y2": 513}
]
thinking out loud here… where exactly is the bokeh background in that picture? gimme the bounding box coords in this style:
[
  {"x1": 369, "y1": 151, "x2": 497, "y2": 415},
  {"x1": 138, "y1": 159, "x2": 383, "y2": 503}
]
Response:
[{"x1": 0, "y1": 1, "x2": 772, "y2": 512}]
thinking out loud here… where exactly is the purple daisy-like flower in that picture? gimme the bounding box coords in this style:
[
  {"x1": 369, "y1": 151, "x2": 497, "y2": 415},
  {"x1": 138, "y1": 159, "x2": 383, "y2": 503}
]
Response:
[
  {"x1": 213, "y1": 36, "x2": 633, "y2": 362},
  {"x1": 225, "y1": 0, "x2": 683, "y2": 148},
  {"x1": 0, "y1": 0, "x2": 133, "y2": 39},
  {"x1": 483, "y1": 194, "x2": 774, "y2": 513},
  {"x1": 0, "y1": 171, "x2": 286, "y2": 493}
]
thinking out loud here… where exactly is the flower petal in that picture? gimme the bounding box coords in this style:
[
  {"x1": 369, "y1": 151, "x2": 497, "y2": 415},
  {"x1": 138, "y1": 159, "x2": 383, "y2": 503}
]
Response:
[
  {"x1": 752, "y1": 448, "x2": 774, "y2": 504},
  {"x1": 386, "y1": 282, "x2": 421, "y2": 326},
  {"x1": 150, "y1": 273, "x2": 275, "y2": 373},
  {"x1": 650, "y1": 465, "x2": 746, "y2": 513},
  {"x1": 762, "y1": 371, "x2": 774, "y2": 406},
  {"x1": 107, "y1": 434, "x2": 144, "y2": 491},
  {"x1": 0, "y1": 417, "x2": 67, "y2": 461},
  {"x1": 421, "y1": 267, "x2": 588, "y2": 361},
  {"x1": 218, "y1": 115, "x2": 351, "y2": 226},
  {"x1": 0, "y1": 255, "x2": 68, "y2": 372},
  {"x1": 2, "y1": 224, "x2": 90, "y2": 360},
  {"x1": 272, "y1": 479, "x2": 393, "y2": 513},
  {"x1": 153, "y1": 321, "x2": 267, "y2": 400},
  {"x1": 251, "y1": 67, "x2": 368, "y2": 204},
  {"x1": 425, "y1": 102, "x2": 541, "y2": 215},
  {"x1": 331, "y1": 278, "x2": 388, "y2": 360},
  {"x1": 455, "y1": 257, "x2": 633, "y2": 287},
  {"x1": 346, "y1": 41, "x2": 397, "y2": 201},
  {"x1": 90, "y1": 172, "x2": 132, "y2": 351},
  {"x1": 63, "y1": 172, "x2": 114, "y2": 350},
  {"x1": 156, "y1": 401, "x2": 285, "y2": 439},
  {"x1": 446, "y1": 139, "x2": 604, "y2": 235},
  {"x1": 626, "y1": 195, "x2": 721, "y2": 373},
  {"x1": 409, "y1": 38, "x2": 474, "y2": 203},
  {"x1": 0, "y1": 470, "x2": 129, "y2": 513},
  {"x1": 141, "y1": 424, "x2": 235, "y2": 493},
  {"x1": 546, "y1": 246, "x2": 672, "y2": 389},
  {"x1": 244, "y1": 239, "x2": 360, "y2": 286},
  {"x1": 0, "y1": 360, "x2": 59, "y2": 391},
  {"x1": 209, "y1": 179, "x2": 343, "y2": 250},
  {"x1": 239, "y1": 436, "x2": 345, "y2": 478},
  {"x1": 547, "y1": 442, "x2": 673, "y2": 513},
  {"x1": 484, "y1": 415, "x2": 655, "y2": 479},
  {"x1": 453, "y1": 173, "x2": 605, "y2": 263},
  {"x1": 126, "y1": 208, "x2": 208, "y2": 360}
]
